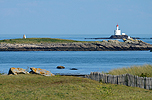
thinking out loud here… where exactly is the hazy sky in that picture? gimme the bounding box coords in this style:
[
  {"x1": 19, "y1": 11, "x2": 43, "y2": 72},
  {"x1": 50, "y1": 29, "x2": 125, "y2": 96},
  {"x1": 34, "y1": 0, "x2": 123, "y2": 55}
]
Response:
[{"x1": 0, "y1": 0, "x2": 152, "y2": 37}]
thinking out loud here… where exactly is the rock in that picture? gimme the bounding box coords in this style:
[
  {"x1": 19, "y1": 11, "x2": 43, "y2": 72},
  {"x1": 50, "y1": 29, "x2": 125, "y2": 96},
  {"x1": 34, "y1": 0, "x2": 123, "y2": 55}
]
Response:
[
  {"x1": 30, "y1": 67, "x2": 55, "y2": 76},
  {"x1": 0, "y1": 40, "x2": 152, "y2": 51},
  {"x1": 70, "y1": 68, "x2": 78, "y2": 70},
  {"x1": 109, "y1": 35, "x2": 128, "y2": 39},
  {"x1": 8, "y1": 67, "x2": 29, "y2": 75},
  {"x1": 124, "y1": 38, "x2": 143, "y2": 44},
  {"x1": 57, "y1": 66, "x2": 65, "y2": 69},
  {"x1": 108, "y1": 40, "x2": 120, "y2": 44},
  {"x1": 102, "y1": 40, "x2": 108, "y2": 42},
  {"x1": 125, "y1": 40, "x2": 133, "y2": 43},
  {"x1": 122, "y1": 38, "x2": 127, "y2": 42},
  {"x1": 124, "y1": 37, "x2": 144, "y2": 43}
]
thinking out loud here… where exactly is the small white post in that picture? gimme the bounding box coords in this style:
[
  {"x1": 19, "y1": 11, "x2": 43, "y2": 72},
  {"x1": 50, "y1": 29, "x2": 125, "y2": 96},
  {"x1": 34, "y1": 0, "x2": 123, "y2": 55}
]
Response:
[{"x1": 23, "y1": 34, "x2": 26, "y2": 39}]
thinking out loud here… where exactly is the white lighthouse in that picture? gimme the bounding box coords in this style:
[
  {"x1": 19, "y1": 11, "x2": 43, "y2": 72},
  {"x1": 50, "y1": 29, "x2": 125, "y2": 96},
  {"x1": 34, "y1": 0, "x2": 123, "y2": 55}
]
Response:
[{"x1": 114, "y1": 24, "x2": 121, "y2": 35}]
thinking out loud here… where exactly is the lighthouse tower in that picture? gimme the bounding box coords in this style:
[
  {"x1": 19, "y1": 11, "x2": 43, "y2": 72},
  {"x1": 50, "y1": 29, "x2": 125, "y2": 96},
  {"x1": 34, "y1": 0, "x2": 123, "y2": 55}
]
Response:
[{"x1": 114, "y1": 24, "x2": 121, "y2": 35}]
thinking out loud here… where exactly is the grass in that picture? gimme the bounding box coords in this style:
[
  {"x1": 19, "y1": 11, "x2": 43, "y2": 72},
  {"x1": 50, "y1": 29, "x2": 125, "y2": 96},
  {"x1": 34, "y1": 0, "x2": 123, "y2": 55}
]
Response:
[
  {"x1": 0, "y1": 71, "x2": 4, "y2": 75},
  {"x1": 0, "y1": 74, "x2": 152, "y2": 100},
  {"x1": 0, "y1": 73, "x2": 4, "y2": 75},
  {"x1": 107, "y1": 64, "x2": 152, "y2": 77},
  {"x1": 0, "y1": 38, "x2": 100, "y2": 44},
  {"x1": 0, "y1": 38, "x2": 80, "y2": 44}
]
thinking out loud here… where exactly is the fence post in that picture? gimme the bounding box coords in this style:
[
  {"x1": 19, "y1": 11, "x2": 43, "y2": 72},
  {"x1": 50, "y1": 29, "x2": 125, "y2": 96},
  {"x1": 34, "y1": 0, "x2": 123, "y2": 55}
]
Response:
[
  {"x1": 99, "y1": 73, "x2": 103, "y2": 82},
  {"x1": 105, "y1": 74, "x2": 108, "y2": 83},
  {"x1": 128, "y1": 74, "x2": 135, "y2": 87},
  {"x1": 124, "y1": 74, "x2": 128, "y2": 86},
  {"x1": 89, "y1": 72, "x2": 95, "y2": 80},
  {"x1": 127, "y1": 74, "x2": 131, "y2": 86},
  {"x1": 137, "y1": 76, "x2": 140, "y2": 88},
  {"x1": 145, "y1": 77, "x2": 149, "y2": 90},
  {"x1": 99, "y1": 73, "x2": 101, "y2": 82},
  {"x1": 111, "y1": 75, "x2": 114, "y2": 84},
  {"x1": 150, "y1": 78, "x2": 152, "y2": 90},
  {"x1": 107, "y1": 74, "x2": 109, "y2": 83},
  {"x1": 140, "y1": 77, "x2": 144, "y2": 89},
  {"x1": 107, "y1": 75, "x2": 111, "y2": 83},
  {"x1": 110, "y1": 75, "x2": 114, "y2": 84},
  {"x1": 94, "y1": 72, "x2": 99, "y2": 81},
  {"x1": 106, "y1": 74, "x2": 108, "y2": 83},
  {"x1": 118, "y1": 74, "x2": 123, "y2": 85},
  {"x1": 113, "y1": 75, "x2": 118, "y2": 84},
  {"x1": 134, "y1": 75, "x2": 137, "y2": 87},
  {"x1": 102, "y1": 74, "x2": 106, "y2": 83}
]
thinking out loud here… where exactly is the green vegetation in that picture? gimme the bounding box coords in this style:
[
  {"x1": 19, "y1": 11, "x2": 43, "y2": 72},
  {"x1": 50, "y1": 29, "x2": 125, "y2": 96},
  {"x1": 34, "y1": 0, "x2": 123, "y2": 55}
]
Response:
[
  {"x1": 0, "y1": 74, "x2": 152, "y2": 100},
  {"x1": 0, "y1": 38, "x2": 97, "y2": 44},
  {"x1": 107, "y1": 64, "x2": 152, "y2": 77},
  {"x1": 0, "y1": 72, "x2": 4, "y2": 75},
  {"x1": 0, "y1": 71, "x2": 5, "y2": 75},
  {"x1": 0, "y1": 38, "x2": 80, "y2": 44}
]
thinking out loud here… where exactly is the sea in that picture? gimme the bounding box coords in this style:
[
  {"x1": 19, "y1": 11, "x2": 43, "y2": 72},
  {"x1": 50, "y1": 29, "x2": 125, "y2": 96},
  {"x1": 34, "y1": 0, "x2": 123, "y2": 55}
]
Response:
[{"x1": 0, "y1": 34, "x2": 152, "y2": 75}]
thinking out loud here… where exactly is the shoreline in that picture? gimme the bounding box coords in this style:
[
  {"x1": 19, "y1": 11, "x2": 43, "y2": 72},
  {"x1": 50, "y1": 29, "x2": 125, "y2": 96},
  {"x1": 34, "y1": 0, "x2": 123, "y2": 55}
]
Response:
[
  {"x1": 0, "y1": 38, "x2": 152, "y2": 51},
  {"x1": 0, "y1": 42, "x2": 152, "y2": 51}
]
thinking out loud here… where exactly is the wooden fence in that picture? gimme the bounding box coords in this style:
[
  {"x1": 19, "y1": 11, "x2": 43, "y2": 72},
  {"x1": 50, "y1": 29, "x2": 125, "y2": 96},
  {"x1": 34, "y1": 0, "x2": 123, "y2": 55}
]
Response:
[{"x1": 85, "y1": 72, "x2": 152, "y2": 90}]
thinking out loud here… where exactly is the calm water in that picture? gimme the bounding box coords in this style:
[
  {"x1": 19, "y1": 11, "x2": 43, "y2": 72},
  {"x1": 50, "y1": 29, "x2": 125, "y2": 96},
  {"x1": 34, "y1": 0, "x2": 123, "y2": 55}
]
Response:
[
  {"x1": 0, "y1": 34, "x2": 152, "y2": 75},
  {"x1": 0, "y1": 51, "x2": 152, "y2": 75}
]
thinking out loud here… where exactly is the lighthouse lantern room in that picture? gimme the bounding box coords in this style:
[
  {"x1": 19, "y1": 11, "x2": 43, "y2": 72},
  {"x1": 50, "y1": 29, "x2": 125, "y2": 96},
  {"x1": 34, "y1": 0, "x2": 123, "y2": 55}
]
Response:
[{"x1": 114, "y1": 24, "x2": 121, "y2": 35}]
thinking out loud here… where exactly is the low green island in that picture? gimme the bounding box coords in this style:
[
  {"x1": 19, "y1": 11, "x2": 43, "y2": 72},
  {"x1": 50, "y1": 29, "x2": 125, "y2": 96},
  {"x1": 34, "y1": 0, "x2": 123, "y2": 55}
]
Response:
[
  {"x1": 0, "y1": 38, "x2": 152, "y2": 51},
  {"x1": 0, "y1": 38, "x2": 81, "y2": 44}
]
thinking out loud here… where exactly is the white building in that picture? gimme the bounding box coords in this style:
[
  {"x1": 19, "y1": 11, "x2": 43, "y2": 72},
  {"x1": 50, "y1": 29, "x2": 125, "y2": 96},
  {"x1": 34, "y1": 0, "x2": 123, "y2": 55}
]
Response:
[
  {"x1": 122, "y1": 33, "x2": 126, "y2": 35},
  {"x1": 23, "y1": 34, "x2": 26, "y2": 39},
  {"x1": 114, "y1": 24, "x2": 121, "y2": 35}
]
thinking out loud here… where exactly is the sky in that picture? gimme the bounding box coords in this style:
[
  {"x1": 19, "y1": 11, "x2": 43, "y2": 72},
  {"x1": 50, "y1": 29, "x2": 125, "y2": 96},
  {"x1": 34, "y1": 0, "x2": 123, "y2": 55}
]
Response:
[{"x1": 0, "y1": 0, "x2": 152, "y2": 37}]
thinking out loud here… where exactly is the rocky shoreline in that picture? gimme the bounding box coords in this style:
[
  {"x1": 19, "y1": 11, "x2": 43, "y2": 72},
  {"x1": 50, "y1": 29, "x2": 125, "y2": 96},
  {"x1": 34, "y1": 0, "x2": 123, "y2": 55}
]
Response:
[{"x1": 0, "y1": 39, "x2": 152, "y2": 51}]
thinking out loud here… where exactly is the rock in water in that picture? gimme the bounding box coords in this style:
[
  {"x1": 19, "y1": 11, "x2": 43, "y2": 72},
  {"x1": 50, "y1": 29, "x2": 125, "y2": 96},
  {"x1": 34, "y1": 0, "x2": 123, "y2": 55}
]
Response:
[
  {"x1": 57, "y1": 66, "x2": 65, "y2": 69},
  {"x1": 30, "y1": 67, "x2": 55, "y2": 76},
  {"x1": 109, "y1": 35, "x2": 128, "y2": 39},
  {"x1": 8, "y1": 67, "x2": 29, "y2": 75},
  {"x1": 70, "y1": 68, "x2": 78, "y2": 70}
]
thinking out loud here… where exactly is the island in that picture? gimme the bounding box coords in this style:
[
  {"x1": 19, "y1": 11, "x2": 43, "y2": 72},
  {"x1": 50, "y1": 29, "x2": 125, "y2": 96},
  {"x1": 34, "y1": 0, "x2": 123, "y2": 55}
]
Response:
[{"x1": 0, "y1": 38, "x2": 152, "y2": 51}]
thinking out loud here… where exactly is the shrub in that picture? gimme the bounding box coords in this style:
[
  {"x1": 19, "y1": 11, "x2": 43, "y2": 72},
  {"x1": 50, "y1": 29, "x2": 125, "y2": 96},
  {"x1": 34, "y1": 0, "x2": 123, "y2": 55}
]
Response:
[{"x1": 107, "y1": 64, "x2": 152, "y2": 77}]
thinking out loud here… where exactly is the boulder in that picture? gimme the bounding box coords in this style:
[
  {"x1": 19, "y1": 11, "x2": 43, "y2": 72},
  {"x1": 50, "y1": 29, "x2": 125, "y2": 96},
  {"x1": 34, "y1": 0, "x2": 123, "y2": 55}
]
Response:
[
  {"x1": 8, "y1": 67, "x2": 29, "y2": 75},
  {"x1": 70, "y1": 68, "x2": 78, "y2": 70},
  {"x1": 108, "y1": 40, "x2": 120, "y2": 44},
  {"x1": 30, "y1": 67, "x2": 55, "y2": 76},
  {"x1": 125, "y1": 40, "x2": 133, "y2": 43},
  {"x1": 102, "y1": 40, "x2": 108, "y2": 42},
  {"x1": 122, "y1": 38, "x2": 127, "y2": 42},
  {"x1": 57, "y1": 66, "x2": 65, "y2": 69},
  {"x1": 124, "y1": 38, "x2": 144, "y2": 44}
]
